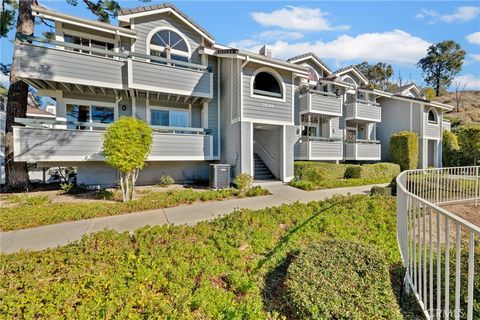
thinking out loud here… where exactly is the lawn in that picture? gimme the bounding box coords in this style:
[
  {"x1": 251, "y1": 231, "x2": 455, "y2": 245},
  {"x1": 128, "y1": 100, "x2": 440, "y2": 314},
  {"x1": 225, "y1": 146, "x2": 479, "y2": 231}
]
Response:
[
  {"x1": 289, "y1": 162, "x2": 399, "y2": 191},
  {"x1": 0, "y1": 187, "x2": 268, "y2": 231},
  {"x1": 0, "y1": 195, "x2": 424, "y2": 319}
]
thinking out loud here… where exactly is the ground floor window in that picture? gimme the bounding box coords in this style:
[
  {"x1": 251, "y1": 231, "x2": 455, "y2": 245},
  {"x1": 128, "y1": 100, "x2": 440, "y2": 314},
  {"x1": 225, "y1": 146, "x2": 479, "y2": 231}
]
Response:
[
  {"x1": 150, "y1": 108, "x2": 189, "y2": 127},
  {"x1": 66, "y1": 104, "x2": 114, "y2": 130}
]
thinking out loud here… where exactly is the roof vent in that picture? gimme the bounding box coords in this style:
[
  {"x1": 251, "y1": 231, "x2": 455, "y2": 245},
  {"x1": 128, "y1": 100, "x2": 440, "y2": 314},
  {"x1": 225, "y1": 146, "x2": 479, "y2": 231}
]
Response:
[{"x1": 259, "y1": 45, "x2": 272, "y2": 58}]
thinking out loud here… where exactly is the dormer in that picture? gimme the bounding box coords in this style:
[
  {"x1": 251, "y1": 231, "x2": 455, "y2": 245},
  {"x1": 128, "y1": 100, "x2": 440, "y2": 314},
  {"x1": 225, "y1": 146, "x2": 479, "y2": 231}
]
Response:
[
  {"x1": 331, "y1": 66, "x2": 369, "y2": 89},
  {"x1": 391, "y1": 83, "x2": 422, "y2": 98}
]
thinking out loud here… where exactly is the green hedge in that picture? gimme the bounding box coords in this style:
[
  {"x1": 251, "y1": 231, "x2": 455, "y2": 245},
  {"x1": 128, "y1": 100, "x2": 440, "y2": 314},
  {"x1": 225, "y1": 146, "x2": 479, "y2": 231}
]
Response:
[
  {"x1": 458, "y1": 124, "x2": 480, "y2": 166},
  {"x1": 370, "y1": 185, "x2": 392, "y2": 196},
  {"x1": 390, "y1": 131, "x2": 418, "y2": 171},
  {"x1": 285, "y1": 240, "x2": 403, "y2": 319},
  {"x1": 442, "y1": 129, "x2": 460, "y2": 167},
  {"x1": 291, "y1": 162, "x2": 400, "y2": 190}
]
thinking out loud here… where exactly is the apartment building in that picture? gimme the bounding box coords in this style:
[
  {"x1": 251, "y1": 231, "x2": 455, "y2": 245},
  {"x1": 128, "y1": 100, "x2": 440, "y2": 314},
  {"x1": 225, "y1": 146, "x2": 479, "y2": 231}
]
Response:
[{"x1": 10, "y1": 4, "x2": 452, "y2": 187}]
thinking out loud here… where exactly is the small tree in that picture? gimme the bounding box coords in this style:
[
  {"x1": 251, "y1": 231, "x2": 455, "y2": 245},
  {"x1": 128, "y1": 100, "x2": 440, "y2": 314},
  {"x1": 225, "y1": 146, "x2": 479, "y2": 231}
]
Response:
[
  {"x1": 103, "y1": 117, "x2": 153, "y2": 202},
  {"x1": 422, "y1": 87, "x2": 436, "y2": 100},
  {"x1": 453, "y1": 81, "x2": 467, "y2": 112},
  {"x1": 390, "y1": 131, "x2": 418, "y2": 171},
  {"x1": 457, "y1": 124, "x2": 480, "y2": 166}
]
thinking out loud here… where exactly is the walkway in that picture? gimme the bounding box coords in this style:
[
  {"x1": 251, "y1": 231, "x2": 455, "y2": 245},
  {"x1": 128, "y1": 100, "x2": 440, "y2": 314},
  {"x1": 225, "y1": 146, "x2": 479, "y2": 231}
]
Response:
[{"x1": 1, "y1": 183, "x2": 379, "y2": 253}]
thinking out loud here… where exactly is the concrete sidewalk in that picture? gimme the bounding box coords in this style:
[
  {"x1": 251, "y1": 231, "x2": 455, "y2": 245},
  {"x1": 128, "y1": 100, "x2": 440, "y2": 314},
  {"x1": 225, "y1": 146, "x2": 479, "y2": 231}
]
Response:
[{"x1": 1, "y1": 183, "x2": 379, "y2": 253}]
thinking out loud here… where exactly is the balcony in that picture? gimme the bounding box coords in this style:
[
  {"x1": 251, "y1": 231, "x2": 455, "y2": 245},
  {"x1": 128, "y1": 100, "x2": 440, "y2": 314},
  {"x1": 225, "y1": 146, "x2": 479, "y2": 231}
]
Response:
[
  {"x1": 13, "y1": 118, "x2": 213, "y2": 162},
  {"x1": 345, "y1": 140, "x2": 381, "y2": 161},
  {"x1": 299, "y1": 90, "x2": 342, "y2": 116},
  {"x1": 295, "y1": 137, "x2": 343, "y2": 160},
  {"x1": 14, "y1": 38, "x2": 213, "y2": 102},
  {"x1": 345, "y1": 100, "x2": 381, "y2": 122}
]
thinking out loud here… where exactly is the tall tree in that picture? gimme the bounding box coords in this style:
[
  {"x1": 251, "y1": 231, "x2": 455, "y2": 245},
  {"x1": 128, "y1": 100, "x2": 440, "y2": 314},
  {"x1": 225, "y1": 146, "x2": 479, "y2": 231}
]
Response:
[
  {"x1": 1, "y1": 0, "x2": 126, "y2": 190},
  {"x1": 355, "y1": 61, "x2": 394, "y2": 90},
  {"x1": 417, "y1": 40, "x2": 466, "y2": 97}
]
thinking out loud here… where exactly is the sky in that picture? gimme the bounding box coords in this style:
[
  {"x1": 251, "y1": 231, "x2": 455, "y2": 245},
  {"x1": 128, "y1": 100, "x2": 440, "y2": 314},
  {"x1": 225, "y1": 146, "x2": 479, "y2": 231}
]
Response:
[{"x1": 1, "y1": 0, "x2": 479, "y2": 91}]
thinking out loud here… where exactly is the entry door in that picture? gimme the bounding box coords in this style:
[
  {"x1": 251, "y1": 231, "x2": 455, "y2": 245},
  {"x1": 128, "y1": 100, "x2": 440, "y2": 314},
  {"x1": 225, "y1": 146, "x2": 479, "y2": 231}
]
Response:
[{"x1": 346, "y1": 128, "x2": 357, "y2": 142}]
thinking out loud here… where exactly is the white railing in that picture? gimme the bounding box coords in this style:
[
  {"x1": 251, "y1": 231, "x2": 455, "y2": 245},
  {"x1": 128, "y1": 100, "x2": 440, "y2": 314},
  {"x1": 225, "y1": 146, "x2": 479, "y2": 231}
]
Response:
[{"x1": 397, "y1": 166, "x2": 480, "y2": 320}]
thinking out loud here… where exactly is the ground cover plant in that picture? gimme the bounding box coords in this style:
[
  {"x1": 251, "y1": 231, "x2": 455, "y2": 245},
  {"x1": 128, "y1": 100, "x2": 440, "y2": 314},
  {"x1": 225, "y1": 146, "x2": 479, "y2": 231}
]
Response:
[
  {"x1": 0, "y1": 186, "x2": 268, "y2": 231},
  {"x1": 289, "y1": 162, "x2": 399, "y2": 191},
  {"x1": 0, "y1": 195, "x2": 427, "y2": 319}
]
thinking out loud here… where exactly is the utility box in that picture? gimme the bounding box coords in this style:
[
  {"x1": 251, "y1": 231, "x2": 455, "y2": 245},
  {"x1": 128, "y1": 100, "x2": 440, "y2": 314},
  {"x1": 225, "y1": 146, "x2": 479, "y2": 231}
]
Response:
[{"x1": 209, "y1": 164, "x2": 230, "y2": 189}]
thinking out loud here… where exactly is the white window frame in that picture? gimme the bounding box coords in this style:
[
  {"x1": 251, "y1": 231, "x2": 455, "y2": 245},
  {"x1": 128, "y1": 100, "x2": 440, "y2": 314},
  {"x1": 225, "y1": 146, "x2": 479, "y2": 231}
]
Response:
[
  {"x1": 148, "y1": 105, "x2": 191, "y2": 127},
  {"x1": 146, "y1": 26, "x2": 192, "y2": 61},
  {"x1": 341, "y1": 75, "x2": 358, "y2": 89},
  {"x1": 427, "y1": 107, "x2": 439, "y2": 125},
  {"x1": 250, "y1": 66, "x2": 286, "y2": 103},
  {"x1": 63, "y1": 98, "x2": 118, "y2": 130}
]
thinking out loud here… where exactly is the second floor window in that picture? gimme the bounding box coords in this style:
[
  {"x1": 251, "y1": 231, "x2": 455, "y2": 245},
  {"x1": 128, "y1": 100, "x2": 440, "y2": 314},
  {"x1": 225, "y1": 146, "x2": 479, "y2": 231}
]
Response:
[
  {"x1": 253, "y1": 72, "x2": 282, "y2": 99},
  {"x1": 66, "y1": 104, "x2": 114, "y2": 130},
  {"x1": 150, "y1": 109, "x2": 189, "y2": 127},
  {"x1": 428, "y1": 108, "x2": 438, "y2": 124},
  {"x1": 64, "y1": 34, "x2": 114, "y2": 57},
  {"x1": 149, "y1": 29, "x2": 190, "y2": 63}
]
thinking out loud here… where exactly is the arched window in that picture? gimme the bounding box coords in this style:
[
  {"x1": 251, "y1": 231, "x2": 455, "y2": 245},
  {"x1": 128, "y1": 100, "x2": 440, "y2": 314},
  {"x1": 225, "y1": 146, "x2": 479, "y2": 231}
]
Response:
[
  {"x1": 307, "y1": 67, "x2": 319, "y2": 83},
  {"x1": 428, "y1": 108, "x2": 438, "y2": 124},
  {"x1": 148, "y1": 28, "x2": 190, "y2": 62},
  {"x1": 341, "y1": 75, "x2": 358, "y2": 88},
  {"x1": 253, "y1": 71, "x2": 282, "y2": 99}
]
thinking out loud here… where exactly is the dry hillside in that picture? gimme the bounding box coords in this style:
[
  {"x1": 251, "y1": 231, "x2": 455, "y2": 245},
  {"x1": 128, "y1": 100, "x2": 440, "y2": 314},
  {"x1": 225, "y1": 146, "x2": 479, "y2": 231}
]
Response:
[{"x1": 434, "y1": 90, "x2": 480, "y2": 125}]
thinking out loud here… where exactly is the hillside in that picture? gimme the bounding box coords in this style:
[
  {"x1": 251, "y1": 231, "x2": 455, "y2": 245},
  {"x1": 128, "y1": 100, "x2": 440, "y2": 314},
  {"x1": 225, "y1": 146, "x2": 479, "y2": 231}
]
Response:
[{"x1": 434, "y1": 90, "x2": 480, "y2": 126}]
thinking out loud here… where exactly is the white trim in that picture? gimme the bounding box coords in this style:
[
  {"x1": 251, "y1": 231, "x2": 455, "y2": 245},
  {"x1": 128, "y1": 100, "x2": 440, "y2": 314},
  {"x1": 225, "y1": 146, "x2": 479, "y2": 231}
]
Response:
[
  {"x1": 427, "y1": 107, "x2": 439, "y2": 125},
  {"x1": 250, "y1": 122, "x2": 254, "y2": 177},
  {"x1": 148, "y1": 105, "x2": 191, "y2": 126},
  {"x1": 250, "y1": 66, "x2": 286, "y2": 103},
  {"x1": 242, "y1": 118, "x2": 294, "y2": 126},
  {"x1": 62, "y1": 28, "x2": 115, "y2": 44},
  {"x1": 132, "y1": 96, "x2": 137, "y2": 118},
  {"x1": 282, "y1": 125, "x2": 286, "y2": 181},
  {"x1": 340, "y1": 75, "x2": 358, "y2": 88},
  {"x1": 63, "y1": 98, "x2": 117, "y2": 109},
  {"x1": 13, "y1": 127, "x2": 21, "y2": 159},
  {"x1": 202, "y1": 102, "x2": 209, "y2": 129},
  {"x1": 129, "y1": 82, "x2": 212, "y2": 99},
  {"x1": 146, "y1": 26, "x2": 192, "y2": 61},
  {"x1": 18, "y1": 73, "x2": 124, "y2": 91},
  {"x1": 288, "y1": 55, "x2": 331, "y2": 75},
  {"x1": 291, "y1": 74, "x2": 295, "y2": 123},
  {"x1": 335, "y1": 67, "x2": 369, "y2": 85},
  {"x1": 118, "y1": 7, "x2": 214, "y2": 43}
]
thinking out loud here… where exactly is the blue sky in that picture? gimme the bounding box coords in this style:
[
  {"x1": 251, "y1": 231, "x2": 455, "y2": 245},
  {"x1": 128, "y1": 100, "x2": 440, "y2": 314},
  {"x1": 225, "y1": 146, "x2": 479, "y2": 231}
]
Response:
[{"x1": 1, "y1": 1, "x2": 479, "y2": 90}]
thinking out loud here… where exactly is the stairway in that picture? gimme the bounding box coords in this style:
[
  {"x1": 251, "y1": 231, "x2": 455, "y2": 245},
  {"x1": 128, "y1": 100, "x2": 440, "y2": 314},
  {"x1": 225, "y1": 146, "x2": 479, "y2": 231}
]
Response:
[{"x1": 254, "y1": 154, "x2": 275, "y2": 180}]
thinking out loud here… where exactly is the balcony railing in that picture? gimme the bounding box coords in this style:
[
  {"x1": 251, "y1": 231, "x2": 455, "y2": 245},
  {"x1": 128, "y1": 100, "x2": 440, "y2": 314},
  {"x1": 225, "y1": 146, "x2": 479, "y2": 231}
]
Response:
[
  {"x1": 14, "y1": 36, "x2": 212, "y2": 99},
  {"x1": 13, "y1": 118, "x2": 213, "y2": 162},
  {"x1": 345, "y1": 99, "x2": 381, "y2": 122},
  {"x1": 396, "y1": 166, "x2": 479, "y2": 319},
  {"x1": 345, "y1": 140, "x2": 381, "y2": 160},
  {"x1": 295, "y1": 136, "x2": 343, "y2": 160},
  {"x1": 299, "y1": 89, "x2": 342, "y2": 116}
]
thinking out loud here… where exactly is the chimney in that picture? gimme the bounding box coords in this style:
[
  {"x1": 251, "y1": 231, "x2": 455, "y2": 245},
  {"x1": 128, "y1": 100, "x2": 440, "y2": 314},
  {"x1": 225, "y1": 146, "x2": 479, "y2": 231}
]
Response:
[{"x1": 259, "y1": 45, "x2": 272, "y2": 58}]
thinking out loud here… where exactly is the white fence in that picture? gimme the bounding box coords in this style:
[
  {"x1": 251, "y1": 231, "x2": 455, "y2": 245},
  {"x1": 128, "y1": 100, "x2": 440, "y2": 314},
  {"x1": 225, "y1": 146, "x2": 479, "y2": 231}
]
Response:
[{"x1": 397, "y1": 166, "x2": 480, "y2": 319}]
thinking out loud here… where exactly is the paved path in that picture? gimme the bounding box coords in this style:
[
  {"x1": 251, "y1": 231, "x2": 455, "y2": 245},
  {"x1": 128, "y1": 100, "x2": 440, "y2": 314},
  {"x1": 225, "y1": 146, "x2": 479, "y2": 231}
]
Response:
[{"x1": 1, "y1": 183, "x2": 381, "y2": 253}]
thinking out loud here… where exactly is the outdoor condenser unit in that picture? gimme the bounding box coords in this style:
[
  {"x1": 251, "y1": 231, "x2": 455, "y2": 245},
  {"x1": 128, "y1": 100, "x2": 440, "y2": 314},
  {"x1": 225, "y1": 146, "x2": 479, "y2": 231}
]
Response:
[{"x1": 209, "y1": 164, "x2": 231, "y2": 189}]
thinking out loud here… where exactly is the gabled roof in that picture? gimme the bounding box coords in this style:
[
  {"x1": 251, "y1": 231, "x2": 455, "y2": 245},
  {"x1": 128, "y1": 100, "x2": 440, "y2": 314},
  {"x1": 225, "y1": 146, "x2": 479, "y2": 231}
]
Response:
[
  {"x1": 287, "y1": 52, "x2": 332, "y2": 75},
  {"x1": 117, "y1": 3, "x2": 214, "y2": 43},
  {"x1": 388, "y1": 83, "x2": 422, "y2": 97},
  {"x1": 331, "y1": 65, "x2": 369, "y2": 84}
]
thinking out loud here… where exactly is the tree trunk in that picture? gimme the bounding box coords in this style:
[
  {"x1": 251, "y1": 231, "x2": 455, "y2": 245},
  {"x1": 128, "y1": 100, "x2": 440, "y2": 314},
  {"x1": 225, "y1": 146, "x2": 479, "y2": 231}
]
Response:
[{"x1": 4, "y1": 0, "x2": 37, "y2": 191}]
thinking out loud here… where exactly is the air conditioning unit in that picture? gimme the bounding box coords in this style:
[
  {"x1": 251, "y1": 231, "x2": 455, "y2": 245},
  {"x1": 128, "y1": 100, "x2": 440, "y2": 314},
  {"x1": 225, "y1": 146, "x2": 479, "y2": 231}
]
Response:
[{"x1": 209, "y1": 164, "x2": 231, "y2": 189}]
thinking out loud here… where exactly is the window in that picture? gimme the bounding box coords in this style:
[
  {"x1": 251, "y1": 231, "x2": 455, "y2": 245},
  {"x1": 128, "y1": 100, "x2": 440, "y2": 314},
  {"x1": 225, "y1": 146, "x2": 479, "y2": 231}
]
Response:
[
  {"x1": 253, "y1": 71, "x2": 282, "y2": 99},
  {"x1": 64, "y1": 34, "x2": 114, "y2": 57},
  {"x1": 341, "y1": 75, "x2": 357, "y2": 88},
  {"x1": 428, "y1": 108, "x2": 438, "y2": 124},
  {"x1": 301, "y1": 126, "x2": 317, "y2": 137},
  {"x1": 150, "y1": 109, "x2": 189, "y2": 127},
  {"x1": 66, "y1": 104, "x2": 114, "y2": 130},
  {"x1": 149, "y1": 28, "x2": 190, "y2": 63},
  {"x1": 307, "y1": 67, "x2": 318, "y2": 83}
]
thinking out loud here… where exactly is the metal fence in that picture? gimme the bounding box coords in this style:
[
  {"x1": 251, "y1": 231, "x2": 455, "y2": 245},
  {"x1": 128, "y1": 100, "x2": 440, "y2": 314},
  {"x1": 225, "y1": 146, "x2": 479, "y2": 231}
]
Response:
[{"x1": 396, "y1": 166, "x2": 479, "y2": 319}]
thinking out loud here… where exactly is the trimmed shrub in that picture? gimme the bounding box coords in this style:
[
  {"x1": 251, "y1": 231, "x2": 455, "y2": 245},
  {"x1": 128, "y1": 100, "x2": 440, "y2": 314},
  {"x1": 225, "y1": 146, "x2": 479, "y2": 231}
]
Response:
[
  {"x1": 370, "y1": 185, "x2": 392, "y2": 196},
  {"x1": 390, "y1": 131, "x2": 418, "y2": 171},
  {"x1": 285, "y1": 240, "x2": 403, "y2": 320},
  {"x1": 158, "y1": 175, "x2": 175, "y2": 187},
  {"x1": 234, "y1": 173, "x2": 254, "y2": 196},
  {"x1": 357, "y1": 162, "x2": 400, "y2": 179},
  {"x1": 442, "y1": 129, "x2": 460, "y2": 167},
  {"x1": 457, "y1": 124, "x2": 480, "y2": 165},
  {"x1": 344, "y1": 166, "x2": 362, "y2": 179}
]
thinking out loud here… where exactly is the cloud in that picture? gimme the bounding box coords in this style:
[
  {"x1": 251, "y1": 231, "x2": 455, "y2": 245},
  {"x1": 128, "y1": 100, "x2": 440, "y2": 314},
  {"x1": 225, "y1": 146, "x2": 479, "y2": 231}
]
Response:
[
  {"x1": 466, "y1": 31, "x2": 480, "y2": 45},
  {"x1": 229, "y1": 30, "x2": 431, "y2": 65},
  {"x1": 416, "y1": 6, "x2": 480, "y2": 24},
  {"x1": 453, "y1": 74, "x2": 480, "y2": 90},
  {"x1": 255, "y1": 30, "x2": 304, "y2": 41},
  {"x1": 471, "y1": 54, "x2": 480, "y2": 61},
  {"x1": 250, "y1": 6, "x2": 349, "y2": 31}
]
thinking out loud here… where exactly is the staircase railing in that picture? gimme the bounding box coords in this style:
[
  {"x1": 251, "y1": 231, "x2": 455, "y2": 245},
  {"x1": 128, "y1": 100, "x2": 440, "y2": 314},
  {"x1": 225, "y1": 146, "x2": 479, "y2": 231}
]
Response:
[{"x1": 396, "y1": 166, "x2": 480, "y2": 319}]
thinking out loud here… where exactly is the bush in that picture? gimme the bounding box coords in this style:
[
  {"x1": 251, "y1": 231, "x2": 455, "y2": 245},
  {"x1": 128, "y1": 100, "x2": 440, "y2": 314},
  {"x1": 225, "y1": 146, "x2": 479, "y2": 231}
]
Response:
[
  {"x1": 457, "y1": 124, "x2": 480, "y2": 165},
  {"x1": 5, "y1": 194, "x2": 51, "y2": 206},
  {"x1": 158, "y1": 175, "x2": 175, "y2": 187},
  {"x1": 370, "y1": 185, "x2": 392, "y2": 196},
  {"x1": 285, "y1": 239, "x2": 403, "y2": 320},
  {"x1": 442, "y1": 129, "x2": 460, "y2": 167},
  {"x1": 59, "y1": 182, "x2": 88, "y2": 195},
  {"x1": 234, "y1": 173, "x2": 253, "y2": 196},
  {"x1": 344, "y1": 166, "x2": 362, "y2": 179},
  {"x1": 97, "y1": 189, "x2": 115, "y2": 200},
  {"x1": 390, "y1": 131, "x2": 418, "y2": 171}
]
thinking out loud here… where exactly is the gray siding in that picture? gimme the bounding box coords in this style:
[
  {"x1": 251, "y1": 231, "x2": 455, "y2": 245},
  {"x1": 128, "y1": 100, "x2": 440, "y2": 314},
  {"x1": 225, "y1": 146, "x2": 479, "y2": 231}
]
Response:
[
  {"x1": 330, "y1": 117, "x2": 344, "y2": 139},
  {"x1": 132, "y1": 13, "x2": 202, "y2": 64},
  {"x1": 423, "y1": 111, "x2": 441, "y2": 139},
  {"x1": 191, "y1": 104, "x2": 202, "y2": 128},
  {"x1": 310, "y1": 92, "x2": 342, "y2": 115},
  {"x1": 357, "y1": 143, "x2": 381, "y2": 159},
  {"x1": 294, "y1": 141, "x2": 308, "y2": 159},
  {"x1": 310, "y1": 141, "x2": 343, "y2": 159},
  {"x1": 231, "y1": 59, "x2": 240, "y2": 120},
  {"x1": 15, "y1": 43, "x2": 124, "y2": 89},
  {"x1": 130, "y1": 60, "x2": 212, "y2": 98},
  {"x1": 242, "y1": 63, "x2": 293, "y2": 123},
  {"x1": 14, "y1": 127, "x2": 213, "y2": 162},
  {"x1": 346, "y1": 101, "x2": 381, "y2": 122},
  {"x1": 208, "y1": 55, "x2": 219, "y2": 157}
]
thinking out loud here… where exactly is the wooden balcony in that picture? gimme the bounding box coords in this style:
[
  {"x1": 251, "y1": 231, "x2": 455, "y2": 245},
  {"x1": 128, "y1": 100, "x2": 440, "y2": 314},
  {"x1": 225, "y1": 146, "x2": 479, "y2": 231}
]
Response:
[
  {"x1": 345, "y1": 100, "x2": 381, "y2": 122},
  {"x1": 294, "y1": 137, "x2": 343, "y2": 160},
  {"x1": 299, "y1": 90, "x2": 342, "y2": 116},
  {"x1": 345, "y1": 140, "x2": 381, "y2": 161}
]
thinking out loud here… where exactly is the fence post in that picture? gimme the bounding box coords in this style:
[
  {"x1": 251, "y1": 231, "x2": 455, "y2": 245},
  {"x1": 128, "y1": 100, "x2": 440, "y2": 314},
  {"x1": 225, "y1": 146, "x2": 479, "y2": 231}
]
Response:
[
  {"x1": 436, "y1": 168, "x2": 440, "y2": 204},
  {"x1": 475, "y1": 166, "x2": 478, "y2": 206}
]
